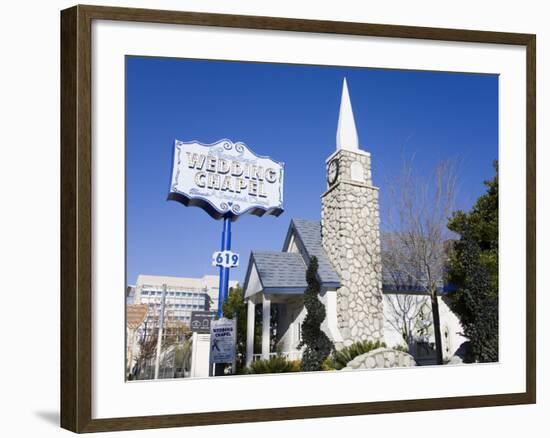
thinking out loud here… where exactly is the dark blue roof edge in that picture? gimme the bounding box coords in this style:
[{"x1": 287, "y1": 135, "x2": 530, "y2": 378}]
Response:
[
  {"x1": 263, "y1": 287, "x2": 307, "y2": 295},
  {"x1": 382, "y1": 284, "x2": 454, "y2": 296},
  {"x1": 321, "y1": 282, "x2": 341, "y2": 289}
]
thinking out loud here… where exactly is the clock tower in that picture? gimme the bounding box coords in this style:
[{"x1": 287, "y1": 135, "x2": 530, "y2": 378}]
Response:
[{"x1": 321, "y1": 78, "x2": 384, "y2": 347}]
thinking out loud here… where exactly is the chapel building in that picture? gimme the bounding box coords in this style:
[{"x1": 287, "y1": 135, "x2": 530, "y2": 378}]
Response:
[{"x1": 242, "y1": 79, "x2": 465, "y2": 366}]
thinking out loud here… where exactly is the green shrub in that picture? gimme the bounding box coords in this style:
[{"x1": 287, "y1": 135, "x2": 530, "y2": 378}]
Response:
[
  {"x1": 321, "y1": 355, "x2": 336, "y2": 371},
  {"x1": 392, "y1": 344, "x2": 409, "y2": 353},
  {"x1": 299, "y1": 257, "x2": 334, "y2": 371},
  {"x1": 245, "y1": 356, "x2": 301, "y2": 374},
  {"x1": 332, "y1": 340, "x2": 386, "y2": 370}
]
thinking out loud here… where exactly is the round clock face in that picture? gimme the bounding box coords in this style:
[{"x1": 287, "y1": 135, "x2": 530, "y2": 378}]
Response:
[{"x1": 327, "y1": 159, "x2": 339, "y2": 185}]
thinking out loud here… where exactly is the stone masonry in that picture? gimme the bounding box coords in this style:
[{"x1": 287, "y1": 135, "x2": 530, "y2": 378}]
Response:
[
  {"x1": 321, "y1": 148, "x2": 384, "y2": 348},
  {"x1": 343, "y1": 348, "x2": 416, "y2": 370}
]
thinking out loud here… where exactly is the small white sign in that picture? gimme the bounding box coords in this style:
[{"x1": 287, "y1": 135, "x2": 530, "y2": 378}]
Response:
[
  {"x1": 168, "y1": 139, "x2": 284, "y2": 220},
  {"x1": 210, "y1": 318, "x2": 236, "y2": 364},
  {"x1": 212, "y1": 250, "x2": 239, "y2": 268}
]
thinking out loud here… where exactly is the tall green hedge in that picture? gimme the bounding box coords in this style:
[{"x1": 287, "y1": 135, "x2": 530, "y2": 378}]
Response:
[{"x1": 299, "y1": 257, "x2": 334, "y2": 371}]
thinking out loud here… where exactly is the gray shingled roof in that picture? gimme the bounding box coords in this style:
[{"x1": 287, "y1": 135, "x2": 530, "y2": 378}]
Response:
[
  {"x1": 242, "y1": 218, "x2": 341, "y2": 297},
  {"x1": 283, "y1": 218, "x2": 341, "y2": 287},
  {"x1": 242, "y1": 220, "x2": 452, "y2": 298},
  {"x1": 251, "y1": 251, "x2": 308, "y2": 292}
]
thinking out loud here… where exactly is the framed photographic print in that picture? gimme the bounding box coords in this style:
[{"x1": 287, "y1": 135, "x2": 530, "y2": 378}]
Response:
[{"x1": 60, "y1": 4, "x2": 536, "y2": 433}]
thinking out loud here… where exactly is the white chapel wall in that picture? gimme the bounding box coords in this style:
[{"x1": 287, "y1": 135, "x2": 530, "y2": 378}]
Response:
[
  {"x1": 382, "y1": 293, "x2": 467, "y2": 362},
  {"x1": 276, "y1": 299, "x2": 306, "y2": 353}
]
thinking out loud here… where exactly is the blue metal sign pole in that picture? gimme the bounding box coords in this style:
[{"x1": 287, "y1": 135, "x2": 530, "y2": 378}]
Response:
[
  {"x1": 213, "y1": 216, "x2": 232, "y2": 376},
  {"x1": 216, "y1": 216, "x2": 232, "y2": 317}
]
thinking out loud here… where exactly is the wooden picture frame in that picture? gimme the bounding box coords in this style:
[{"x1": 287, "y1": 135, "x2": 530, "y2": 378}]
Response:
[{"x1": 60, "y1": 4, "x2": 536, "y2": 433}]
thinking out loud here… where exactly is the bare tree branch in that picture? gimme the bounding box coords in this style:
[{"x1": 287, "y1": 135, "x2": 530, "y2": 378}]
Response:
[{"x1": 382, "y1": 155, "x2": 459, "y2": 363}]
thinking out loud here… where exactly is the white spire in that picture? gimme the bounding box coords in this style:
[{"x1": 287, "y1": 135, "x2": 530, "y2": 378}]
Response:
[{"x1": 336, "y1": 78, "x2": 359, "y2": 152}]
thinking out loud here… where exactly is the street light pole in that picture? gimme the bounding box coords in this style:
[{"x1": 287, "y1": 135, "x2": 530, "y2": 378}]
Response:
[{"x1": 154, "y1": 283, "x2": 167, "y2": 379}]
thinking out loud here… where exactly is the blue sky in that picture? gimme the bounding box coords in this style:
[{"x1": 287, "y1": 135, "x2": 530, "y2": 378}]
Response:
[{"x1": 126, "y1": 56, "x2": 498, "y2": 286}]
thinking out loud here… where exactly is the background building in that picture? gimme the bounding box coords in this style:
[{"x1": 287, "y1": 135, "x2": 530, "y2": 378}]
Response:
[
  {"x1": 131, "y1": 274, "x2": 238, "y2": 324},
  {"x1": 126, "y1": 274, "x2": 238, "y2": 379}
]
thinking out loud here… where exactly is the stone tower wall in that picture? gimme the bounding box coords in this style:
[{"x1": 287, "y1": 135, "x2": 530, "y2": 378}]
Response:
[{"x1": 321, "y1": 149, "x2": 384, "y2": 347}]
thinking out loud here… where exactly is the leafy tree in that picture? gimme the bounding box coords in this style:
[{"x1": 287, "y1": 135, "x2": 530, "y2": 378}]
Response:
[
  {"x1": 221, "y1": 286, "x2": 279, "y2": 371},
  {"x1": 447, "y1": 162, "x2": 498, "y2": 298},
  {"x1": 299, "y1": 256, "x2": 334, "y2": 371},
  {"x1": 449, "y1": 229, "x2": 498, "y2": 361},
  {"x1": 222, "y1": 284, "x2": 247, "y2": 372},
  {"x1": 447, "y1": 162, "x2": 498, "y2": 362}
]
